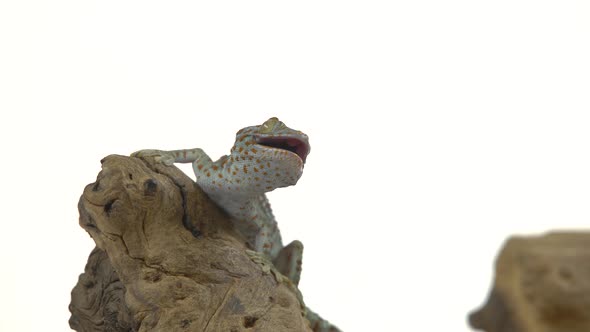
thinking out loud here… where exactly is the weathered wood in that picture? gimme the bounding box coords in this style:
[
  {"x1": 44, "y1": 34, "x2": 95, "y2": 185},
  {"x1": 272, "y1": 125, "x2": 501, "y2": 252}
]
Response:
[{"x1": 69, "y1": 155, "x2": 312, "y2": 332}]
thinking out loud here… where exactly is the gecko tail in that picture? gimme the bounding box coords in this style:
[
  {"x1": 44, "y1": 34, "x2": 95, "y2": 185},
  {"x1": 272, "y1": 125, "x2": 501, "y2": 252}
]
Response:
[{"x1": 306, "y1": 308, "x2": 341, "y2": 332}]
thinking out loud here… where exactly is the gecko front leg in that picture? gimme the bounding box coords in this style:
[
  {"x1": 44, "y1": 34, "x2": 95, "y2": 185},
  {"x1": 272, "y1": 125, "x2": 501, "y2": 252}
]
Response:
[{"x1": 131, "y1": 148, "x2": 210, "y2": 165}]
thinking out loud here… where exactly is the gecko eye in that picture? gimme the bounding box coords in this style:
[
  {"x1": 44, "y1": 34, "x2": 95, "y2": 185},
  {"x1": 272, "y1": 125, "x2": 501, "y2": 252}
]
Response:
[{"x1": 259, "y1": 117, "x2": 280, "y2": 134}]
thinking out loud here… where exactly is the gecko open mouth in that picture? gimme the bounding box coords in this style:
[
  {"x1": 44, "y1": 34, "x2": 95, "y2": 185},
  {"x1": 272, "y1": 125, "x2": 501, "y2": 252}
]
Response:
[{"x1": 255, "y1": 137, "x2": 310, "y2": 163}]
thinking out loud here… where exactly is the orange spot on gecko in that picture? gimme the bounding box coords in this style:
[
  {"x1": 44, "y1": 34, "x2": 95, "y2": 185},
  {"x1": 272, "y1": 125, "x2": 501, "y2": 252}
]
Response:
[
  {"x1": 266, "y1": 186, "x2": 273, "y2": 190},
  {"x1": 197, "y1": 164, "x2": 203, "y2": 170},
  {"x1": 238, "y1": 147, "x2": 244, "y2": 152},
  {"x1": 253, "y1": 167, "x2": 259, "y2": 172},
  {"x1": 251, "y1": 148, "x2": 257, "y2": 153},
  {"x1": 218, "y1": 173, "x2": 223, "y2": 178},
  {"x1": 212, "y1": 165, "x2": 219, "y2": 171},
  {"x1": 254, "y1": 177, "x2": 260, "y2": 181},
  {"x1": 206, "y1": 172, "x2": 211, "y2": 177},
  {"x1": 243, "y1": 165, "x2": 248, "y2": 174},
  {"x1": 263, "y1": 172, "x2": 268, "y2": 176}
]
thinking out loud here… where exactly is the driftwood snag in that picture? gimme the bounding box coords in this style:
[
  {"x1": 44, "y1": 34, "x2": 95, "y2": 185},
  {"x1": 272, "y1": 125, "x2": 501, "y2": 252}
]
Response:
[
  {"x1": 69, "y1": 155, "x2": 312, "y2": 331},
  {"x1": 469, "y1": 232, "x2": 590, "y2": 332}
]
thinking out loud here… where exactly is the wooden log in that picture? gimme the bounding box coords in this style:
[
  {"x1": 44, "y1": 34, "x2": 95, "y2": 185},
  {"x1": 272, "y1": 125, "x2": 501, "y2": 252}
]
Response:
[{"x1": 69, "y1": 155, "x2": 312, "y2": 332}]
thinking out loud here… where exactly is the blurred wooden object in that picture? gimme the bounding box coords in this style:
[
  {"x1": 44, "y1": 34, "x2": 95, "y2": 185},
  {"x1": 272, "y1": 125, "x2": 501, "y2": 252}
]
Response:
[{"x1": 470, "y1": 232, "x2": 590, "y2": 332}]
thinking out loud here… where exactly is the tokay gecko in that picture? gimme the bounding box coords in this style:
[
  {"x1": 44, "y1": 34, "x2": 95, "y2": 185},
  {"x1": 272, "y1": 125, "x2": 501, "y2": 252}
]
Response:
[{"x1": 132, "y1": 117, "x2": 338, "y2": 331}]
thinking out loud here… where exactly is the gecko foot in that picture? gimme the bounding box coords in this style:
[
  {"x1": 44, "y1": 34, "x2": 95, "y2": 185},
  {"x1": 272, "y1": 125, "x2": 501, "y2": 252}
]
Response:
[
  {"x1": 245, "y1": 250, "x2": 337, "y2": 331},
  {"x1": 245, "y1": 250, "x2": 288, "y2": 284},
  {"x1": 246, "y1": 249, "x2": 306, "y2": 313}
]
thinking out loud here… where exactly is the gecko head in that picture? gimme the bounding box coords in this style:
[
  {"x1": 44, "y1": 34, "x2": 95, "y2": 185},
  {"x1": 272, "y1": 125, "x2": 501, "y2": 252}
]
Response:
[
  {"x1": 255, "y1": 117, "x2": 310, "y2": 162},
  {"x1": 232, "y1": 117, "x2": 311, "y2": 187}
]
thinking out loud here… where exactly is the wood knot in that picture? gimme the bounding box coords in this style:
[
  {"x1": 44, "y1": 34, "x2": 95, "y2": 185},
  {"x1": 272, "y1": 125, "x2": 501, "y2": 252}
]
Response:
[{"x1": 143, "y1": 179, "x2": 158, "y2": 195}]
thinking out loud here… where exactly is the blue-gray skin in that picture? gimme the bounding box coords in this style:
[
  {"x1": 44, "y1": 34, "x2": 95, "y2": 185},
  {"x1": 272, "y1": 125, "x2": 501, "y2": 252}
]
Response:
[{"x1": 133, "y1": 117, "x2": 339, "y2": 331}]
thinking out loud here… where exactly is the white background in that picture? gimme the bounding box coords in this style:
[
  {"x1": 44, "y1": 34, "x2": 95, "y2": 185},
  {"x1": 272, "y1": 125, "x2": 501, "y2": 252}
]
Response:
[{"x1": 1, "y1": 1, "x2": 589, "y2": 331}]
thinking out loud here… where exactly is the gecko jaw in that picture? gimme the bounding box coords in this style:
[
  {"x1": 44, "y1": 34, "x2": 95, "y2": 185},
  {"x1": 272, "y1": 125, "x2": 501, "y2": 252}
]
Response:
[{"x1": 254, "y1": 135, "x2": 310, "y2": 164}]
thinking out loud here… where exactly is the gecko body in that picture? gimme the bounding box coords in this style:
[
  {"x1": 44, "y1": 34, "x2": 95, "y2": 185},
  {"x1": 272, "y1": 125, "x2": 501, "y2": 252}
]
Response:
[{"x1": 133, "y1": 117, "x2": 310, "y2": 285}]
